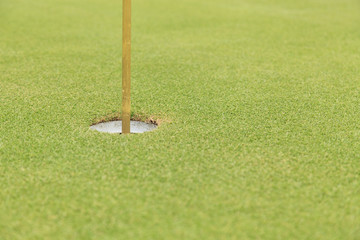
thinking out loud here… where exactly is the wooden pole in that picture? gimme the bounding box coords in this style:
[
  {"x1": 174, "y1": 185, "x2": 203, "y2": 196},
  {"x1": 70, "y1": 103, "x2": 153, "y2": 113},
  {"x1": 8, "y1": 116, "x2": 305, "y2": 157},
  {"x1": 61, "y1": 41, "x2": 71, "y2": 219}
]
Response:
[{"x1": 122, "y1": 0, "x2": 131, "y2": 134}]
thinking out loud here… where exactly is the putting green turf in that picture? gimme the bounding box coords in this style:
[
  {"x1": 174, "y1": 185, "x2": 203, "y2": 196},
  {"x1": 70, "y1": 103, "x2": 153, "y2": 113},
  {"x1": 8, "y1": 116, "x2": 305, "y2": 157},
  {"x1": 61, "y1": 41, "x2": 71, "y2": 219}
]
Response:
[{"x1": 1, "y1": 0, "x2": 360, "y2": 239}]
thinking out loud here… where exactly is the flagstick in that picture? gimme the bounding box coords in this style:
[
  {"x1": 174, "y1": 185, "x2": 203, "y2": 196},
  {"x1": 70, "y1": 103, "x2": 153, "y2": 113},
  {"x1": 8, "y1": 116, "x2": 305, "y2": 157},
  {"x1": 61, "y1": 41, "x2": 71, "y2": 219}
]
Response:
[{"x1": 122, "y1": 0, "x2": 131, "y2": 134}]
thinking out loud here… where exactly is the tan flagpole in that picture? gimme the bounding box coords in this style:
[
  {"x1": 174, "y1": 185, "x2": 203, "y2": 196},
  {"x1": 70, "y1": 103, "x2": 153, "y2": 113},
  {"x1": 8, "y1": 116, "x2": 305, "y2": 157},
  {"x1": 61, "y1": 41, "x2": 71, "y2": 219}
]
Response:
[{"x1": 122, "y1": 0, "x2": 131, "y2": 134}]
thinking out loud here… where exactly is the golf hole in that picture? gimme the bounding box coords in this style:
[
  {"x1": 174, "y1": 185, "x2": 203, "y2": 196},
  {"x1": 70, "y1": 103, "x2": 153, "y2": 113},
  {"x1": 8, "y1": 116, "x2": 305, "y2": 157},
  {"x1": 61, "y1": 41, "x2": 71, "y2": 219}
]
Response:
[{"x1": 90, "y1": 120, "x2": 157, "y2": 134}]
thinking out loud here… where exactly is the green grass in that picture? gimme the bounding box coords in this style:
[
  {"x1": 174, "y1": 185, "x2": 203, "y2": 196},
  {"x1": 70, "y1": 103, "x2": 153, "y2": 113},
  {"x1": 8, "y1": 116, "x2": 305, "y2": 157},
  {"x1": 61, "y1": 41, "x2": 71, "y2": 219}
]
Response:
[{"x1": 1, "y1": 0, "x2": 360, "y2": 239}]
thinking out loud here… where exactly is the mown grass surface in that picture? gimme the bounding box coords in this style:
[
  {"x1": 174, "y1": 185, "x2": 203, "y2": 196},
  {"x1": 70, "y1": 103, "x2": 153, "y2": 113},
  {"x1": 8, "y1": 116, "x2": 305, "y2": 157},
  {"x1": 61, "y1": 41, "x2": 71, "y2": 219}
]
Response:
[{"x1": 1, "y1": 0, "x2": 360, "y2": 239}]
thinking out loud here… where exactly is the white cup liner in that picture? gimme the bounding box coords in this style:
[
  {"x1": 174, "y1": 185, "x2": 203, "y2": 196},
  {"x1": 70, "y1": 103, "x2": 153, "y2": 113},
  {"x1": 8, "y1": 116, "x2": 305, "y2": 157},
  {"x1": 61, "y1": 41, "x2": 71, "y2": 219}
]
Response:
[{"x1": 90, "y1": 121, "x2": 157, "y2": 134}]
